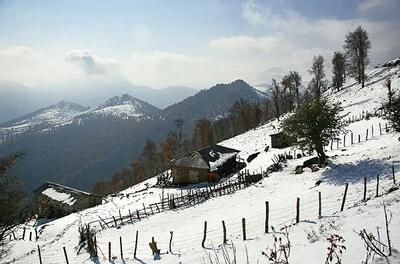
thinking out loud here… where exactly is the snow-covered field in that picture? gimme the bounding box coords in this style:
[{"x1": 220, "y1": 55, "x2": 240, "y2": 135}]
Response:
[{"x1": 2, "y1": 63, "x2": 400, "y2": 264}]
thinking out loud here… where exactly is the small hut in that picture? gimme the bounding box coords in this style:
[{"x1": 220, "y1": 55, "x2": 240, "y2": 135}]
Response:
[
  {"x1": 33, "y1": 182, "x2": 103, "y2": 219},
  {"x1": 170, "y1": 145, "x2": 240, "y2": 185},
  {"x1": 270, "y1": 132, "x2": 292, "y2": 149}
]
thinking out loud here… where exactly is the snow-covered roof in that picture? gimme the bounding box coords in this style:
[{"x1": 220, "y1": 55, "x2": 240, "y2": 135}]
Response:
[
  {"x1": 34, "y1": 182, "x2": 97, "y2": 206},
  {"x1": 171, "y1": 144, "x2": 239, "y2": 171}
]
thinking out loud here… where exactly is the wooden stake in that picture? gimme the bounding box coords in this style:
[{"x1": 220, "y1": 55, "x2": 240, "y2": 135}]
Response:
[
  {"x1": 222, "y1": 220, "x2": 227, "y2": 244},
  {"x1": 119, "y1": 210, "x2": 123, "y2": 225},
  {"x1": 376, "y1": 174, "x2": 380, "y2": 197},
  {"x1": 343, "y1": 134, "x2": 346, "y2": 147},
  {"x1": 392, "y1": 163, "x2": 396, "y2": 185},
  {"x1": 169, "y1": 231, "x2": 173, "y2": 253},
  {"x1": 358, "y1": 134, "x2": 361, "y2": 143},
  {"x1": 202, "y1": 221, "x2": 207, "y2": 248},
  {"x1": 340, "y1": 183, "x2": 349, "y2": 212},
  {"x1": 35, "y1": 228, "x2": 38, "y2": 240},
  {"x1": 383, "y1": 203, "x2": 392, "y2": 256},
  {"x1": 37, "y1": 245, "x2": 43, "y2": 264},
  {"x1": 296, "y1": 198, "x2": 300, "y2": 224},
  {"x1": 120, "y1": 236, "x2": 123, "y2": 259},
  {"x1": 379, "y1": 123, "x2": 382, "y2": 135},
  {"x1": 265, "y1": 201, "x2": 269, "y2": 233},
  {"x1": 366, "y1": 129, "x2": 369, "y2": 141},
  {"x1": 363, "y1": 177, "x2": 367, "y2": 201},
  {"x1": 242, "y1": 218, "x2": 246, "y2": 241},
  {"x1": 318, "y1": 192, "x2": 322, "y2": 219},
  {"x1": 134, "y1": 230, "x2": 138, "y2": 259},
  {"x1": 63, "y1": 246, "x2": 69, "y2": 264},
  {"x1": 22, "y1": 227, "x2": 26, "y2": 240},
  {"x1": 128, "y1": 209, "x2": 133, "y2": 223},
  {"x1": 136, "y1": 210, "x2": 140, "y2": 221},
  {"x1": 351, "y1": 132, "x2": 354, "y2": 144},
  {"x1": 29, "y1": 231, "x2": 32, "y2": 241},
  {"x1": 108, "y1": 242, "x2": 111, "y2": 261}
]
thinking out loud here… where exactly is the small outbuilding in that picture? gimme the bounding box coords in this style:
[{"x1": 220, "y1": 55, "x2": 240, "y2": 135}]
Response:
[
  {"x1": 270, "y1": 132, "x2": 293, "y2": 149},
  {"x1": 33, "y1": 182, "x2": 103, "y2": 219},
  {"x1": 170, "y1": 145, "x2": 241, "y2": 185}
]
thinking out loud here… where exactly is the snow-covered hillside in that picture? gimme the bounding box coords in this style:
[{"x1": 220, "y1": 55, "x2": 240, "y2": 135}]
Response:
[
  {"x1": 0, "y1": 101, "x2": 87, "y2": 138},
  {"x1": 82, "y1": 94, "x2": 160, "y2": 119},
  {"x1": 2, "y1": 62, "x2": 400, "y2": 264},
  {"x1": 0, "y1": 95, "x2": 160, "y2": 142}
]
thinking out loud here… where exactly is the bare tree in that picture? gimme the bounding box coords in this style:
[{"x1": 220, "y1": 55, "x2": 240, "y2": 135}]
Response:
[
  {"x1": 0, "y1": 152, "x2": 29, "y2": 253},
  {"x1": 290, "y1": 71, "x2": 302, "y2": 107},
  {"x1": 308, "y1": 55, "x2": 326, "y2": 101},
  {"x1": 332, "y1": 51, "x2": 346, "y2": 91},
  {"x1": 271, "y1": 79, "x2": 282, "y2": 120},
  {"x1": 343, "y1": 26, "x2": 371, "y2": 88}
]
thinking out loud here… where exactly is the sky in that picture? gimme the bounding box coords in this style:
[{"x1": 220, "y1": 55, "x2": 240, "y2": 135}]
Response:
[{"x1": 0, "y1": 0, "x2": 399, "y2": 89}]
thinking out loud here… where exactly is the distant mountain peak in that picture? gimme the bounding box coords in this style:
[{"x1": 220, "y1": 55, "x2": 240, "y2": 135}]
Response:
[{"x1": 90, "y1": 94, "x2": 160, "y2": 118}]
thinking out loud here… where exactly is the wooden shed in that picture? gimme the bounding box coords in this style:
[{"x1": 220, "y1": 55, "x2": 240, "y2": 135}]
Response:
[
  {"x1": 33, "y1": 182, "x2": 103, "y2": 219},
  {"x1": 170, "y1": 145, "x2": 241, "y2": 185},
  {"x1": 270, "y1": 132, "x2": 292, "y2": 149}
]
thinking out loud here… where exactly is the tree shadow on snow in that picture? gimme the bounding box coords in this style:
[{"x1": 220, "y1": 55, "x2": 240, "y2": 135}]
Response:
[{"x1": 321, "y1": 159, "x2": 391, "y2": 185}]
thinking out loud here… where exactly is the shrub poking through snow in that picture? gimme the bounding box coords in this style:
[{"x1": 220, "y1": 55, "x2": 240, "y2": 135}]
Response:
[
  {"x1": 325, "y1": 234, "x2": 346, "y2": 264},
  {"x1": 77, "y1": 224, "x2": 97, "y2": 258},
  {"x1": 262, "y1": 226, "x2": 291, "y2": 264}
]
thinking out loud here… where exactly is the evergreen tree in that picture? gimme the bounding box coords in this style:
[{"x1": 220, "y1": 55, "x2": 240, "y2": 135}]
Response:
[
  {"x1": 282, "y1": 98, "x2": 344, "y2": 163},
  {"x1": 343, "y1": 26, "x2": 371, "y2": 88}
]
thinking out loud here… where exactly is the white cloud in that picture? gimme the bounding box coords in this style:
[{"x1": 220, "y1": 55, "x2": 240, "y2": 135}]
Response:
[
  {"x1": 0, "y1": 46, "x2": 80, "y2": 86},
  {"x1": 241, "y1": 0, "x2": 269, "y2": 26},
  {"x1": 65, "y1": 50, "x2": 118, "y2": 76},
  {"x1": 358, "y1": 0, "x2": 398, "y2": 13}
]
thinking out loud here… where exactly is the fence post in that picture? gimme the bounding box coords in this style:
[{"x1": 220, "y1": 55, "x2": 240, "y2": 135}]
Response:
[
  {"x1": 35, "y1": 228, "x2": 38, "y2": 240},
  {"x1": 372, "y1": 125, "x2": 374, "y2": 138},
  {"x1": 296, "y1": 198, "x2": 300, "y2": 224},
  {"x1": 119, "y1": 210, "x2": 123, "y2": 225},
  {"x1": 330, "y1": 140, "x2": 333, "y2": 150},
  {"x1": 202, "y1": 221, "x2": 207, "y2": 248},
  {"x1": 22, "y1": 227, "x2": 26, "y2": 240},
  {"x1": 136, "y1": 210, "x2": 140, "y2": 221},
  {"x1": 94, "y1": 235, "x2": 98, "y2": 257},
  {"x1": 358, "y1": 135, "x2": 361, "y2": 143},
  {"x1": 366, "y1": 129, "x2": 369, "y2": 141},
  {"x1": 392, "y1": 163, "x2": 396, "y2": 185},
  {"x1": 242, "y1": 218, "x2": 246, "y2": 241},
  {"x1": 129, "y1": 209, "x2": 133, "y2": 223},
  {"x1": 29, "y1": 231, "x2": 32, "y2": 241},
  {"x1": 134, "y1": 231, "x2": 138, "y2": 259},
  {"x1": 336, "y1": 139, "x2": 339, "y2": 149},
  {"x1": 143, "y1": 203, "x2": 147, "y2": 216},
  {"x1": 363, "y1": 177, "x2": 367, "y2": 201},
  {"x1": 169, "y1": 231, "x2": 174, "y2": 253},
  {"x1": 351, "y1": 132, "x2": 353, "y2": 145},
  {"x1": 376, "y1": 175, "x2": 380, "y2": 197},
  {"x1": 318, "y1": 192, "x2": 322, "y2": 219},
  {"x1": 222, "y1": 220, "x2": 227, "y2": 244},
  {"x1": 63, "y1": 246, "x2": 69, "y2": 264},
  {"x1": 113, "y1": 216, "x2": 118, "y2": 227},
  {"x1": 265, "y1": 201, "x2": 269, "y2": 233},
  {"x1": 108, "y1": 242, "x2": 111, "y2": 261},
  {"x1": 343, "y1": 134, "x2": 346, "y2": 147},
  {"x1": 37, "y1": 245, "x2": 43, "y2": 264},
  {"x1": 120, "y1": 236, "x2": 123, "y2": 260},
  {"x1": 379, "y1": 123, "x2": 382, "y2": 135},
  {"x1": 340, "y1": 183, "x2": 349, "y2": 212}
]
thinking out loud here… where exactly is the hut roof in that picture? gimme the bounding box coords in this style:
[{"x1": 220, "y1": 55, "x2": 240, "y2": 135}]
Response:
[
  {"x1": 171, "y1": 144, "x2": 240, "y2": 171},
  {"x1": 33, "y1": 182, "x2": 97, "y2": 206}
]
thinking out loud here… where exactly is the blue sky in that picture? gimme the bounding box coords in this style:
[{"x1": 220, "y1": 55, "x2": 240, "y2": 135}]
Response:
[{"x1": 0, "y1": 0, "x2": 399, "y2": 88}]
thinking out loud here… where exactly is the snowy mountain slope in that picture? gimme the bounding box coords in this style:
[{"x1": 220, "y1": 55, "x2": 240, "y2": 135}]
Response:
[
  {"x1": 0, "y1": 101, "x2": 88, "y2": 137},
  {"x1": 79, "y1": 94, "x2": 160, "y2": 119},
  {"x1": 2, "y1": 61, "x2": 400, "y2": 264}
]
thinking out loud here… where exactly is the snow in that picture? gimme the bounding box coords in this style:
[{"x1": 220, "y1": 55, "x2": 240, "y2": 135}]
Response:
[
  {"x1": 42, "y1": 188, "x2": 77, "y2": 206},
  {"x1": 2, "y1": 62, "x2": 400, "y2": 264},
  {"x1": 209, "y1": 152, "x2": 238, "y2": 171}
]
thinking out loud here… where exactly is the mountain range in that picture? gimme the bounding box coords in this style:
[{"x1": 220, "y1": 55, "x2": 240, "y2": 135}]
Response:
[
  {"x1": 0, "y1": 77, "x2": 197, "y2": 124},
  {"x1": 0, "y1": 79, "x2": 265, "y2": 192}
]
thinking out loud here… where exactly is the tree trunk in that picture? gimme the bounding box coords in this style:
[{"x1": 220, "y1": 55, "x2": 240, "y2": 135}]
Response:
[{"x1": 316, "y1": 145, "x2": 326, "y2": 164}]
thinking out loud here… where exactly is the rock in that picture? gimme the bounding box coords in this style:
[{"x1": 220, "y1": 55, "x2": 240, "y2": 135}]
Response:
[
  {"x1": 295, "y1": 165, "x2": 303, "y2": 174},
  {"x1": 264, "y1": 146, "x2": 270, "y2": 152},
  {"x1": 247, "y1": 152, "x2": 260, "y2": 163},
  {"x1": 303, "y1": 157, "x2": 319, "y2": 168},
  {"x1": 311, "y1": 165, "x2": 320, "y2": 172},
  {"x1": 315, "y1": 180, "x2": 322, "y2": 186}
]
